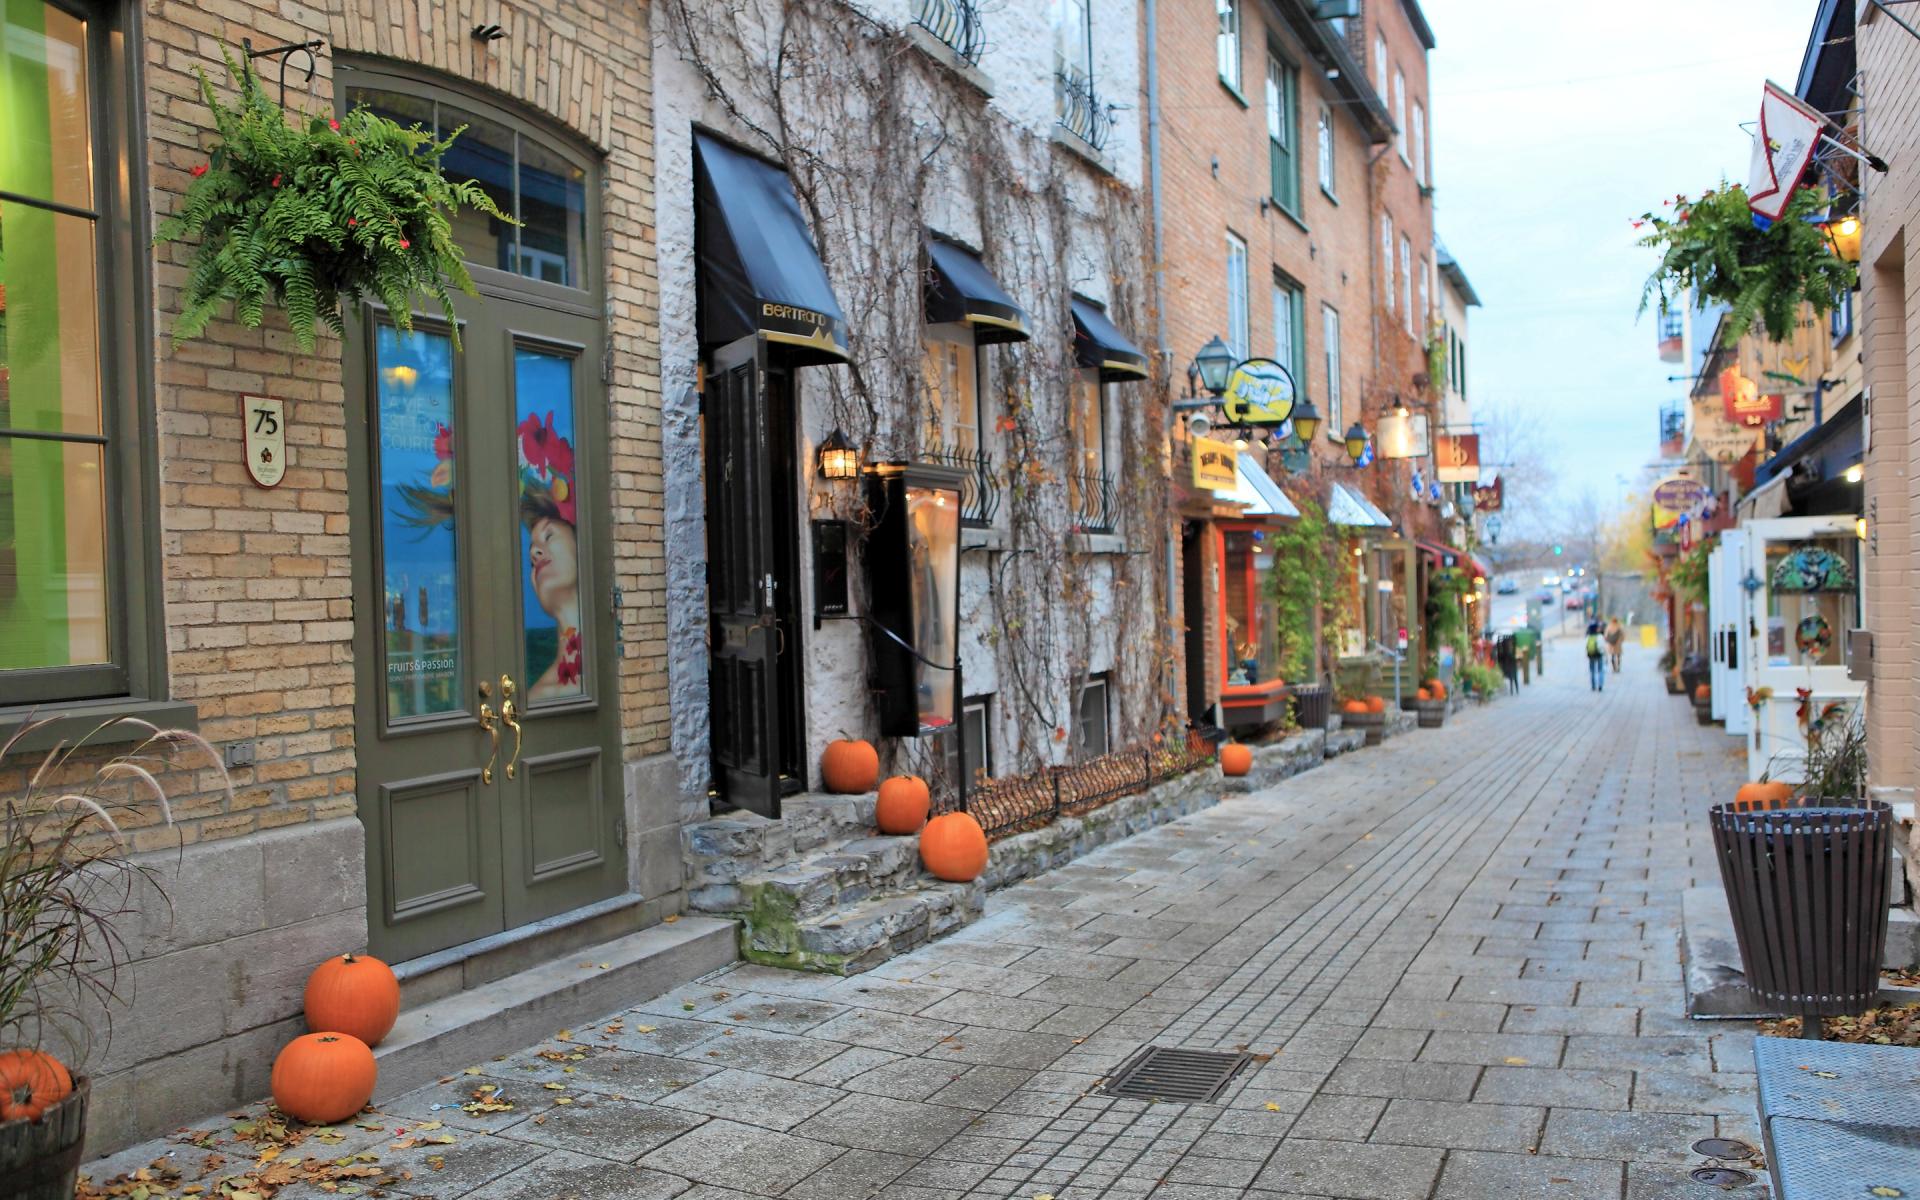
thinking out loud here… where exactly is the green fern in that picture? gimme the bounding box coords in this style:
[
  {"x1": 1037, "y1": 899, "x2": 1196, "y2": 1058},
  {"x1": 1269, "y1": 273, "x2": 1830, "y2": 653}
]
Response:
[{"x1": 155, "y1": 48, "x2": 515, "y2": 352}]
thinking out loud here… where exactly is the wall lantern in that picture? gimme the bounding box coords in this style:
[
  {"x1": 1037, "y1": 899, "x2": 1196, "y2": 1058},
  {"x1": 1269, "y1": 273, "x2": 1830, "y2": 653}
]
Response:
[
  {"x1": 1844, "y1": 462, "x2": 1864, "y2": 484},
  {"x1": 1823, "y1": 214, "x2": 1863, "y2": 263},
  {"x1": 818, "y1": 428, "x2": 859, "y2": 479},
  {"x1": 1189, "y1": 335, "x2": 1236, "y2": 398},
  {"x1": 1291, "y1": 397, "x2": 1321, "y2": 444},
  {"x1": 1342, "y1": 421, "x2": 1369, "y2": 464},
  {"x1": 1857, "y1": 515, "x2": 1869, "y2": 542},
  {"x1": 1375, "y1": 403, "x2": 1418, "y2": 460}
]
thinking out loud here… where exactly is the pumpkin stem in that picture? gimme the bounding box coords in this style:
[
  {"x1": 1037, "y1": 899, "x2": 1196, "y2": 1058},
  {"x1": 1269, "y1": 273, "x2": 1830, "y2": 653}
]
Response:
[{"x1": 342, "y1": 952, "x2": 356, "y2": 963}]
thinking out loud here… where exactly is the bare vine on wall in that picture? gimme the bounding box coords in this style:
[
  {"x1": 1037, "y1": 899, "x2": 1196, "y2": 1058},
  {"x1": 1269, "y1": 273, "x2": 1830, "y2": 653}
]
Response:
[{"x1": 661, "y1": 0, "x2": 1174, "y2": 787}]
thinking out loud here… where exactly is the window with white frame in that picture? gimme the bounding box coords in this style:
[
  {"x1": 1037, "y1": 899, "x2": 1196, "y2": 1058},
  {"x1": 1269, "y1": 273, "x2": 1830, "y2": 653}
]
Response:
[
  {"x1": 1381, "y1": 214, "x2": 1395, "y2": 313},
  {"x1": 1399, "y1": 235, "x2": 1413, "y2": 333},
  {"x1": 1266, "y1": 53, "x2": 1299, "y2": 212},
  {"x1": 1054, "y1": 0, "x2": 1097, "y2": 143},
  {"x1": 1077, "y1": 674, "x2": 1110, "y2": 757},
  {"x1": 1322, "y1": 304, "x2": 1342, "y2": 432},
  {"x1": 1226, "y1": 232, "x2": 1250, "y2": 359},
  {"x1": 1412, "y1": 103, "x2": 1426, "y2": 186},
  {"x1": 1317, "y1": 103, "x2": 1335, "y2": 195},
  {"x1": 920, "y1": 326, "x2": 982, "y2": 457},
  {"x1": 1418, "y1": 255, "x2": 1430, "y2": 332},
  {"x1": 1273, "y1": 276, "x2": 1304, "y2": 393},
  {"x1": 1374, "y1": 32, "x2": 1386, "y2": 88},
  {"x1": 1394, "y1": 73, "x2": 1409, "y2": 165},
  {"x1": 1216, "y1": 0, "x2": 1240, "y2": 91}
]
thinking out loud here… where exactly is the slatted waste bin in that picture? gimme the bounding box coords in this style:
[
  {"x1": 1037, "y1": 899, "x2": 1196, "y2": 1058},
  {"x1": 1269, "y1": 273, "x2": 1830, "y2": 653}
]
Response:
[{"x1": 1709, "y1": 802, "x2": 1891, "y2": 1026}]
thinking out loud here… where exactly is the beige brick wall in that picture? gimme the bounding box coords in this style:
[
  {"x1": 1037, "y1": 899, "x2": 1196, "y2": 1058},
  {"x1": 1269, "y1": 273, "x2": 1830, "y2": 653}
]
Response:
[{"x1": 127, "y1": 0, "x2": 666, "y2": 847}]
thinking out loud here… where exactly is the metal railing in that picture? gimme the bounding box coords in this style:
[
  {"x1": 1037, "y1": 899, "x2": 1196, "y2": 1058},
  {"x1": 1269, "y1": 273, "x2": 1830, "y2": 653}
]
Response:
[
  {"x1": 1056, "y1": 64, "x2": 1112, "y2": 152},
  {"x1": 912, "y1": 0, "x2": 986, "y2": 66},
  {"x1": 923, "y1": 444, "x2": 1000, "y2": 528},
  {"x1": 936, "y1": 730, "x2": 1217, "y2": 840},
  {"x1": 1071, "y1": 468, "x2": 1118, "y2": 534}
]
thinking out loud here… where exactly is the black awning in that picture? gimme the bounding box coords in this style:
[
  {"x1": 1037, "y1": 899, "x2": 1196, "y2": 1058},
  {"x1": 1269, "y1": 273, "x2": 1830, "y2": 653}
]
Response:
[
  {"x1": 1071, "y1": 297, "x2": 1150, "y2": 382},
  {"x1": 692, "y1": 131, "x2": 849, "y2": 365},
  {"x1": 924, "y1": 237, "x2": 1029, "y2": 344}
]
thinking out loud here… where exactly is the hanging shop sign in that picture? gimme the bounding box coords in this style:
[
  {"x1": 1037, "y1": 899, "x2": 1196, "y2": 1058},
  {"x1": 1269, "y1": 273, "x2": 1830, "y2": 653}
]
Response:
[
  {"x1": 1220, "y1": 357, "x2": 1297, "y2": 427},
  {"x1": 1692, "y1": 396, "x2": 1761, "y2": 463},
  {"x1": 1435, "y1": 433, "x2": 1480, "y2": 483},
  {"x1": 1720, "y1": 366, "x2": 1784, "y2": 428},
  {"x1": 1651, "y1": 475, "x2": 1711, "y2": 530},
  {"x1": 242, "y1": 394, "x2": 286, "y2": 488},
  {"x1": 1745, "y1": 81, "x2": 1824, "y2": 221},
  {"x1": 1191, "y1": 435, "x2": 1238, "y2": 493},
  {"x1": 1471, "y1": 473, "x2": 1503, "y2": 512}
]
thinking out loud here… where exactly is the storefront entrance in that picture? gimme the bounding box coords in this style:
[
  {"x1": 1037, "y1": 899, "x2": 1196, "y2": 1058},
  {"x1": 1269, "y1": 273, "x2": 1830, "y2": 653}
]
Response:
[{"x1": 344, "y1": 67, "x2": 624, "y2": 963}]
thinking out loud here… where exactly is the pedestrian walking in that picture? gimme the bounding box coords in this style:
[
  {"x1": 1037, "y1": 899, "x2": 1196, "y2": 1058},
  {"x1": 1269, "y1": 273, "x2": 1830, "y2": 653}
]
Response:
[
  {"x1": 1605, "y1": 617, "x2": 1625, "y2": 674},
  {"x1": 1585, "y1": 621, "x2": 1606, "y2": 692},
  {"x1": 1496, "y1": 635, "x2": 1520, "y2": 694}
]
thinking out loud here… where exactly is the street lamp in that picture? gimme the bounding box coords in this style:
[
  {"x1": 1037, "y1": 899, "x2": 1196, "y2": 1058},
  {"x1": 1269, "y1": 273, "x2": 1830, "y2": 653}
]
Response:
[
  {"x1": 1189, "y1": 335, "x2": 1236, "y2": 398},
  {"x1": 817, "y1": 428, "x2": 859, "y2": 479},
  {"x1": 1822, "y1": 213, "x2": 1863, "y2": 263},
  {"x1": 1375, "y1": 402, "x2": 1418, "y2": 460},
  {"x1": 1342, "y1": 421, "x2": 1369, "y2": 464},
  {"x1": 1290, "y1": 397, "x2": 1321, "y2": 444}
]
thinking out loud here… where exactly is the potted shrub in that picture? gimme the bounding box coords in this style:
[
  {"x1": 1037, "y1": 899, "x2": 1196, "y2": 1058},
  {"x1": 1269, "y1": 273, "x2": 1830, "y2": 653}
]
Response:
[
  {"x1": 156, "y1": 50, "x2": 513, "y2": 353},
  {"x1": 0, "y1": 720, "x2": 224, "y2": 1197}
]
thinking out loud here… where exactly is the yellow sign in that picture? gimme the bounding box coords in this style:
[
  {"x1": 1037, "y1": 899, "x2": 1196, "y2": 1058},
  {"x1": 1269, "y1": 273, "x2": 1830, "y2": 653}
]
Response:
[
  {"x1": 1220, "y1": 357, "x2": 1296, "y2": 427},
  {"x1": 1192, "y1": 436, "x2": 1237, "y2": 492}
]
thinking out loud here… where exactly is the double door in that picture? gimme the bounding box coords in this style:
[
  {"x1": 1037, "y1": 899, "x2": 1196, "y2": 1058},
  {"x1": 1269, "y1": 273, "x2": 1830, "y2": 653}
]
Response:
[
  {"x1": 1738, "y1": 516, "x2": 1865, "y2": 782},
  {"x1": 349, "y1": 297, "x2": 624, "y2": 963},
  {"x1": 1707, "y1": 531, "x2": 1750, "y2": 736}
]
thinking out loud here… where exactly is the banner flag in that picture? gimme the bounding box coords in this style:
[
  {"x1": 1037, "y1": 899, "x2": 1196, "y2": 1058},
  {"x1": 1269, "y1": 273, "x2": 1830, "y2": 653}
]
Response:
[{"x1": 1747, "y1": 81, "x2": 1824, "y2": 221}]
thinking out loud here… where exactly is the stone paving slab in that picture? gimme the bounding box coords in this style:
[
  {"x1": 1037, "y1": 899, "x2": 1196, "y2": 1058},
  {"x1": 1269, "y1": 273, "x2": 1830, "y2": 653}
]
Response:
[{"x1": 82, "y1": 639, "x2": 1775, "y2": 1199}]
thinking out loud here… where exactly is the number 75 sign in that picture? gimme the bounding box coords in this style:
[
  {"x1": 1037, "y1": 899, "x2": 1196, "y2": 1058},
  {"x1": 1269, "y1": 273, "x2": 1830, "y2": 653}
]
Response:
[{"x1": 242, "y1": 394, "x2": 286, "y2": 488}]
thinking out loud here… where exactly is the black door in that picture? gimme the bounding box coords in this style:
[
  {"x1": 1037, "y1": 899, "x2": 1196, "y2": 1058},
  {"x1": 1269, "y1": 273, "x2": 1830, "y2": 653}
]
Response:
[
  {"x1": 1182, "y1": 521, "x2": 1209, "y2": 723},
  {"x1": 705, "y1": 336, "x2": 784, "y2": 816}
]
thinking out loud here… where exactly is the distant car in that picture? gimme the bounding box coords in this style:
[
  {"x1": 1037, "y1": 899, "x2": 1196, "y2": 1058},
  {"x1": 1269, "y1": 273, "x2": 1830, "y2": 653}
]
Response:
[
  {"x1": 1561, "y1": 579, "x2": 1578, "y2": 593},
  {"x1": 1495, "y1": 579, "x2": 1518, "y2": 594},
  {"x1": 1565, "y1": 594, "x2": 1584, "y2": 610}
]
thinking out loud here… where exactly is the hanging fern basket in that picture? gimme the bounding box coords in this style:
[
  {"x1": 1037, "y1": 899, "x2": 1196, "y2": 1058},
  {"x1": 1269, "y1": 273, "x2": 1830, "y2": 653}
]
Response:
[
  {"x1": 1636, "y1": 184, "x2": 1857, "y2": 345},
  {"x1": 156, "y1": 50, "x2": 513, "y2": 353}
]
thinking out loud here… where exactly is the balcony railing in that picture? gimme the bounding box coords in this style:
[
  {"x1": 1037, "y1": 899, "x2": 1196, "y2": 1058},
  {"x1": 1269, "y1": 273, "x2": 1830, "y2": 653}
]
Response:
[
  {"x1": 1056, "y1": 64, "x2": 1112, "y2": 152},
  {"x1": 912, "y1": 0, "x2": 985, "y2": 66},
  {"x1": 922, "y1": 444, "x2": 1000, "y2": 528},
  {"x1": 1071, "y1": 468, "x2": 1118, "y2": 534}
]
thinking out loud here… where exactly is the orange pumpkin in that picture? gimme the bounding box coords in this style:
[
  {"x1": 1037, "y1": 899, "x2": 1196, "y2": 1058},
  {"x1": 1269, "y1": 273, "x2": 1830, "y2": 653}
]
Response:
[
  {"x1": 271, "y1": 1033, "x2": 377, "y2": 1126},
  {"x1": 1366, "y1": 696, "x2": 1386, "y2": 714},
  {"x1": 1415, "y1": 687, "x2": 1432, "y2": 702},
  {"x1": 0, "y1": 1049, "x2": 72, "y2": 1124},
  {"x1": 1220, "y1": 744, "x2": 1253, "y2": 776},
  {"x1": 1341, "y1": 699, "x2": 1367, "y2": 715},
  {"x1": 1695, "y1": 684, "x2": 1711, "y2": 701},
  {"x1": 919, "y1": 812, "x2": 989, "y2": 882},
  {"x1": 305, "y1": 952, "x2": 401, "y2": 1048},
  {"x1": 1429, "y1": 682, "x2": 1447, "y2": 700},
  {"x1": 875, "y1": 775, "x2": 931, "y2": 835},
  {"x1": 1734, "y1": 781, "x2": 1794, "y2": 811},
  {"x1": 821, "y1": 739, "x2": 880, "y2": 794}
]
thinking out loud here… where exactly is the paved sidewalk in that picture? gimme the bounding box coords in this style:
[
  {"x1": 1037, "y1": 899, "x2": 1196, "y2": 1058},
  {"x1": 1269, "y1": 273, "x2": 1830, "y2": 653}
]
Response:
[{"x1": 86, "y1": 639, "x2": 1764, "y2": 1199}]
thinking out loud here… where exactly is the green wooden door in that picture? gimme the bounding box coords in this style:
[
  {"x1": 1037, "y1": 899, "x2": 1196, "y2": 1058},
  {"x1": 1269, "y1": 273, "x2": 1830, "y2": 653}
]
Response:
[{"x1": 349, "y1": 294, "x2": 623, "y2": 963}]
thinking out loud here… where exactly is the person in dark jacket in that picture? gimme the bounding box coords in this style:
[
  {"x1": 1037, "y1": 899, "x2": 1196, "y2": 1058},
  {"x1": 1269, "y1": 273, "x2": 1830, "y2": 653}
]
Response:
[{"x1": 1584, "y1": 621, "x2": 1606, "y2": 692}]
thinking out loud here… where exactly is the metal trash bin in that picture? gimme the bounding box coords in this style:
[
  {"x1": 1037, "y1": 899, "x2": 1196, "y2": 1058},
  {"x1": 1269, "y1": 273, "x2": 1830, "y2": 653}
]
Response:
[
  {"x1": 1291, "y1": 684, "x2": 1331, "y2": 731},
  {"x1": 1709, "y1": 802, "x2": 1891, "y2": 1024}
]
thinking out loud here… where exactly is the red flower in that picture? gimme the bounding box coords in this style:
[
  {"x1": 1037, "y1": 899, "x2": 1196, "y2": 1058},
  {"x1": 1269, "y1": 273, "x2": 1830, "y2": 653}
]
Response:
[
  {"x1": 190, "y1": 163, "x2": 208, "y2": 178},
  {"x1": 399, "y1": 238, "x2": 411, "y2": 250},
  {"x1": 556, "y1": 629, "x2": 583, "y2": 685},
  {"x1": 271, "y1": 174, "x2": 282, "y2": 187},
  {"x1": 432, "y1": 422, "x2": 453, "y2": 462},
  {"x1": 329, "y1": 117, "x2": 340, "y2": 131},
  {"x1": 348, "y1": 218, "x2": 358, "y2": 227}
]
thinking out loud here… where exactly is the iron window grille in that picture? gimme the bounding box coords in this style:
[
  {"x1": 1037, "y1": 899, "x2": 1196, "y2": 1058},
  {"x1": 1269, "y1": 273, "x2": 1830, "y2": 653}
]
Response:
[
  {"x1": 922, "y1": 444, "x2": 1000, "y2": 528},
  {"x1": 912, "y1": 0, "x2": 986, "y2": 66},
  {"x1": 1071, "y1": 469, "x2": 1118, "y2": 534},
  {"x1": 1056, "y1": 64, "x2": 1113, "y2": 152},
  {"x1": 1659, "y1": 403, "x2": 1686, "y2": 446}
]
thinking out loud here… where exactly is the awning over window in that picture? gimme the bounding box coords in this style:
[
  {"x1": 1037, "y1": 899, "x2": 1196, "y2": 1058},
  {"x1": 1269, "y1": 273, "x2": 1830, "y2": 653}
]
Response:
[
  {"x1": 1071, "y1": 297, "x2": 1150, "y2": 382},
  {"x1": 693, "y1": 131, "x2": 849, "y2": 365},
  {"x1": 1327, "y1": 481, "x2": 1393, "y2": 528},
  {"x1": 925, "y1": 237, "x2": 1029, "y2": 344},
  {"x1": 1416, "y1": 539, "x2": 1466, "y2": 569},
  {"x1": 1224, "y1": 453, "x2": 1301, "y2": 521}
]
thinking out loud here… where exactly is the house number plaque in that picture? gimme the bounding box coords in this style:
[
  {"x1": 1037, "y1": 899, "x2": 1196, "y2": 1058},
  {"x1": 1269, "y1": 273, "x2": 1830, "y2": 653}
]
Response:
[{"x1": 242, "y1": 394, "x2": 286, "y2": 488}]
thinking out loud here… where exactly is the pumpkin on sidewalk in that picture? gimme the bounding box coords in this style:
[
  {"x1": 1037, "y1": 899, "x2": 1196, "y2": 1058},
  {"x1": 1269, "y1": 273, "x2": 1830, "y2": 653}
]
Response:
[
  {"x1": 1220, "y1": 744, "x2": 1253, "y2": 777},
  {"x1": 271, "y1": 1033, "x2": 377, "y2": 1126},
  {"x1": 821, "y1": 738, "x2": 880, "y2": 794},
  {"x1": 875, "y1": 775, "x2": 931, "y2": 834},
  {"x1": 920, "y1": 812, "x2": 989, "y2": 882},
  {"x1": 305, "y1": 952, "x2": 401, "y2": 1048}
]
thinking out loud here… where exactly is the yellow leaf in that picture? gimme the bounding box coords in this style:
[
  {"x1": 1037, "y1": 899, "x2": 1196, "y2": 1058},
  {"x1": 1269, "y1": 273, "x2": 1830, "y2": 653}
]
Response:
[
  {"x1": 1503, "y1": 1057, "x2": 1529, "y2": 1065},
  {"x1": 415, "y1": 1121, "x2": 443, "y2": 1131},
  {"x1": 554, "y1": 1097, "x2": 574, "y2": 1105},
  {"x1": 258, "y1": 1146, "x2": 282, "y2": 1163},
  {"x1": 462, "y1": 1067, "x2": 483, "y2": 1075},
  {"x1": 1868, "y1": 1188, "x2": 1903, "y2": 1198},
  {"x1": 635, "y1": 1025, "x2": 657, "y2": 1034},
  {"x1": 543, "y1": 1083, "x2": 567, "y2": 1090},
  {"x1": 1264, "y1": 1102, "x2": 1282, "y2": 1112}
]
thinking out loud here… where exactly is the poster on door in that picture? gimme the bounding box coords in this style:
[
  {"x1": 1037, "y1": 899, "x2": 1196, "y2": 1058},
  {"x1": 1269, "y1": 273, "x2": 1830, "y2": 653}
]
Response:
[
  {"x1": 516, "y1": 348, "x2": 587, "y2": 704},
  {"x1": 378, "y1": 328, "x2": 463, "y2": 719}
]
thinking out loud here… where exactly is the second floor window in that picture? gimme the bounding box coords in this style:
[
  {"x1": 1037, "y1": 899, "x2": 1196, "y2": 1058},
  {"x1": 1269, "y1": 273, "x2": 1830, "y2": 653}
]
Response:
[
  {"x1": 1374, "y1": 31, "x2": 1387, "y2": 89},
  {"x1": 1323, "y1": 304, "x2": 1343, "y2": 432},
  {"x1": 1069, "y1": 371, "x2": 1112, "y2": 532},
  {"x1": 1412, "y1": 103, "x2": 1427, "y2": 186},
  {"x1": 1274, "y1": 278, "x2": 1305, "y2": 395},
  {"x1": 1381, "y1": 214, "x2": 1395, "y2": 313},
  {"x1": 1217, "y1": 0, "x2": 1240, "y2": 91},
  {"x1": 1393, "y1": 69, "x2": 1407, "y2": 162},
  {"x1": 1832, "y1": 287, "x2": 1855, "y2": 343},
  {"x1": 1266, "y1": 53, "x2": 1299, "y2": 213},
  {"x1": 1226, "y1": 232, "x2": 1250, "y2": 359},
  {"x1": 1400, "y1": 236, "x2": 1413, "y2": 333},
  {"x1": 1055, "y1": 0, "x2": 1101, "y2": 147},
  {"x1": 1419, "y1": 255, "x2": 1431, "y2": 332},
  {"x1": 920, "y1": 327, "x2": 981, "y2": 456},
  {"x1": 1317, "y1": 103, "x2": 1335, "y2": 195}
]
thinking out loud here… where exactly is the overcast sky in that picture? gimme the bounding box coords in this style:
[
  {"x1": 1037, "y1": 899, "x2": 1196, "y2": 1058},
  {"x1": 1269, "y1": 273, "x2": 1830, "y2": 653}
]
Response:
[{"x1": 1426, "y1": 0, "x2": 1821, "y2": 524}]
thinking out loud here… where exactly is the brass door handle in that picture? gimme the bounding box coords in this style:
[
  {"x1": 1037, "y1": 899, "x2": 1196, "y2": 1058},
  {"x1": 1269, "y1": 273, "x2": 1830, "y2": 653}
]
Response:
[
  {"x1": 500, "y1": 674, "x2": 523, "y2": 780},
  {"x1": 478, "y1": 699, "x2": 500, "y2": 785}
]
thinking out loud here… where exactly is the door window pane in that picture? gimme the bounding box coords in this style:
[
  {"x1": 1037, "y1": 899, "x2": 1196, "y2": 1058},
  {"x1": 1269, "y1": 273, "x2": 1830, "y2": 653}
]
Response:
[
  {"x1": 1765, "y1": 536, "x2": 1858, "y2": 668},
  {"x1": 908, "y1": 483, "x2": 959, "y2": 733},
  {"x1": 0, "y1": 436, "x2": 107, "y2": 669},
  {"x1": 516, "y1": 346, "x2": 585, "y2": 704},
  {"x1": 1, "y1": 203, "x2": 102, "y2": 434},
  {"x1": 438, "y1": 104, "x2": 517, "y2": 275},
  {"x1": 1, "y1": 1, "x2": 91, "y2": 209},
  {"x1": 517, "y1": 138, "x2": 586, "y2": 287},
  {"x1": 377, "y1": 326, "x2": 462, "y2": 719}
]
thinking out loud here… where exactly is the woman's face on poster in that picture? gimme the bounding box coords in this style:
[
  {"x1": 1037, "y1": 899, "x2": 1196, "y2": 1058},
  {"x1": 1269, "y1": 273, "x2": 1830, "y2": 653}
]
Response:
[{"x1": 528, "y1": 516, "x2": 579, "y2": 615}]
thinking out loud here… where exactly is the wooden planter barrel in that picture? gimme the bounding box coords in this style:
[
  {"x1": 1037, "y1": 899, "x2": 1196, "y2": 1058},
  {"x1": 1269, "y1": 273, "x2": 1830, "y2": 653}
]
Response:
[{"x1": 0, "y1": 1077, "x2": 88, "y2": 1200}]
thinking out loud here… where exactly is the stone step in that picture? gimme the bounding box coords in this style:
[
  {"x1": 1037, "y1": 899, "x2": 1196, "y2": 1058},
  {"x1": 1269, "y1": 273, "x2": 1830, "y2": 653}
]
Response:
[
  {"x1": 393, "y1": 892, "x2": 658, "y2": 1010},
  {"x1": 372, "y1": 916, "x2": 736, "y2": 1102},
  {"x1": 743, "y1": 880, "x2": 987, "y2": 974},
  {"x1": 690, "y1": 834, "x2": 923, "y2": 919},
  {"x1": 682, "y1": 792, "x2": 876, "y2": 888}
]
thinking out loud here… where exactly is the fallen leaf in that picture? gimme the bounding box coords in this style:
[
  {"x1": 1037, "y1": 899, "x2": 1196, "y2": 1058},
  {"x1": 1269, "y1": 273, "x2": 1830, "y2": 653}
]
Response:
[
  {"x1": 1264, "y1": 1102, "x2": 1282, "y2": 1112},
  {"x1": 635, "y1": 1025, "x2": 657, "y2": 1034},
  {"x1": 553, "y1": 1097, "x2": 574, "y2": 1105},
  {"x1": 1503, "y1": 1057, "x2": 1529, "y2": 1066},
  {"x1": 462, "y1": 1067, "x2": 483, "y2": 1076}
]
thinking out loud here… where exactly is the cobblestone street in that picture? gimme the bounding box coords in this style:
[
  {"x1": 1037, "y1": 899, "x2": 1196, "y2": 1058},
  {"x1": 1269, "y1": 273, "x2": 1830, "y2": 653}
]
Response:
[{"x1": 86, "y1": 639, "x2": 1765, "y2": 1199}]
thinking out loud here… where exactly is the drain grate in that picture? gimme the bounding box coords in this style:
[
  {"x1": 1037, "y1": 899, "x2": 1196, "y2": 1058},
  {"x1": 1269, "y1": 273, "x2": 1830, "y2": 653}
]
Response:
[
  {"x1": 1692, "y1": 1138, "x2": 1757, "y2": 1160},
  {"x1": 1689, "y1": 1167, "x2": 1755, "y2": 1186},
  {"x1": 1102, "y1": 1047, "x2": 1251, "y2": 1104}
]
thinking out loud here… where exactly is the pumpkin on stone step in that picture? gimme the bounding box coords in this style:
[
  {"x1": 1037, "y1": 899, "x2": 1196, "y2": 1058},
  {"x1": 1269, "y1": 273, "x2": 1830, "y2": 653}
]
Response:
[
  {"x1": 1220, "y1": 744, "x2": 1253, "y2": 777},
  {"x1": 0, "y1": 1049, "x2": 72, "y2": 1124},
  {"x1": 1734, "y1": 780, "x2": 1794, "y2": 810},
  {"x1": 919, "y1": 811, "x2": 989, "y2": 882},
  {"x1": 271, "y1": 1033, "x2": 376, "y2": 1126},
  {"x1": 305, "y1": 952, "x2": 400, "y2": 1048},
  {"x1": 821, "y1": 738, "x2": 880, "y2": 794},
  {"x1": 1365, "y1": 696, "x2": 1386, "y2": 714},
  {"x1": 875, "y1": 775, "x2": 931, "y2": 834}
]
